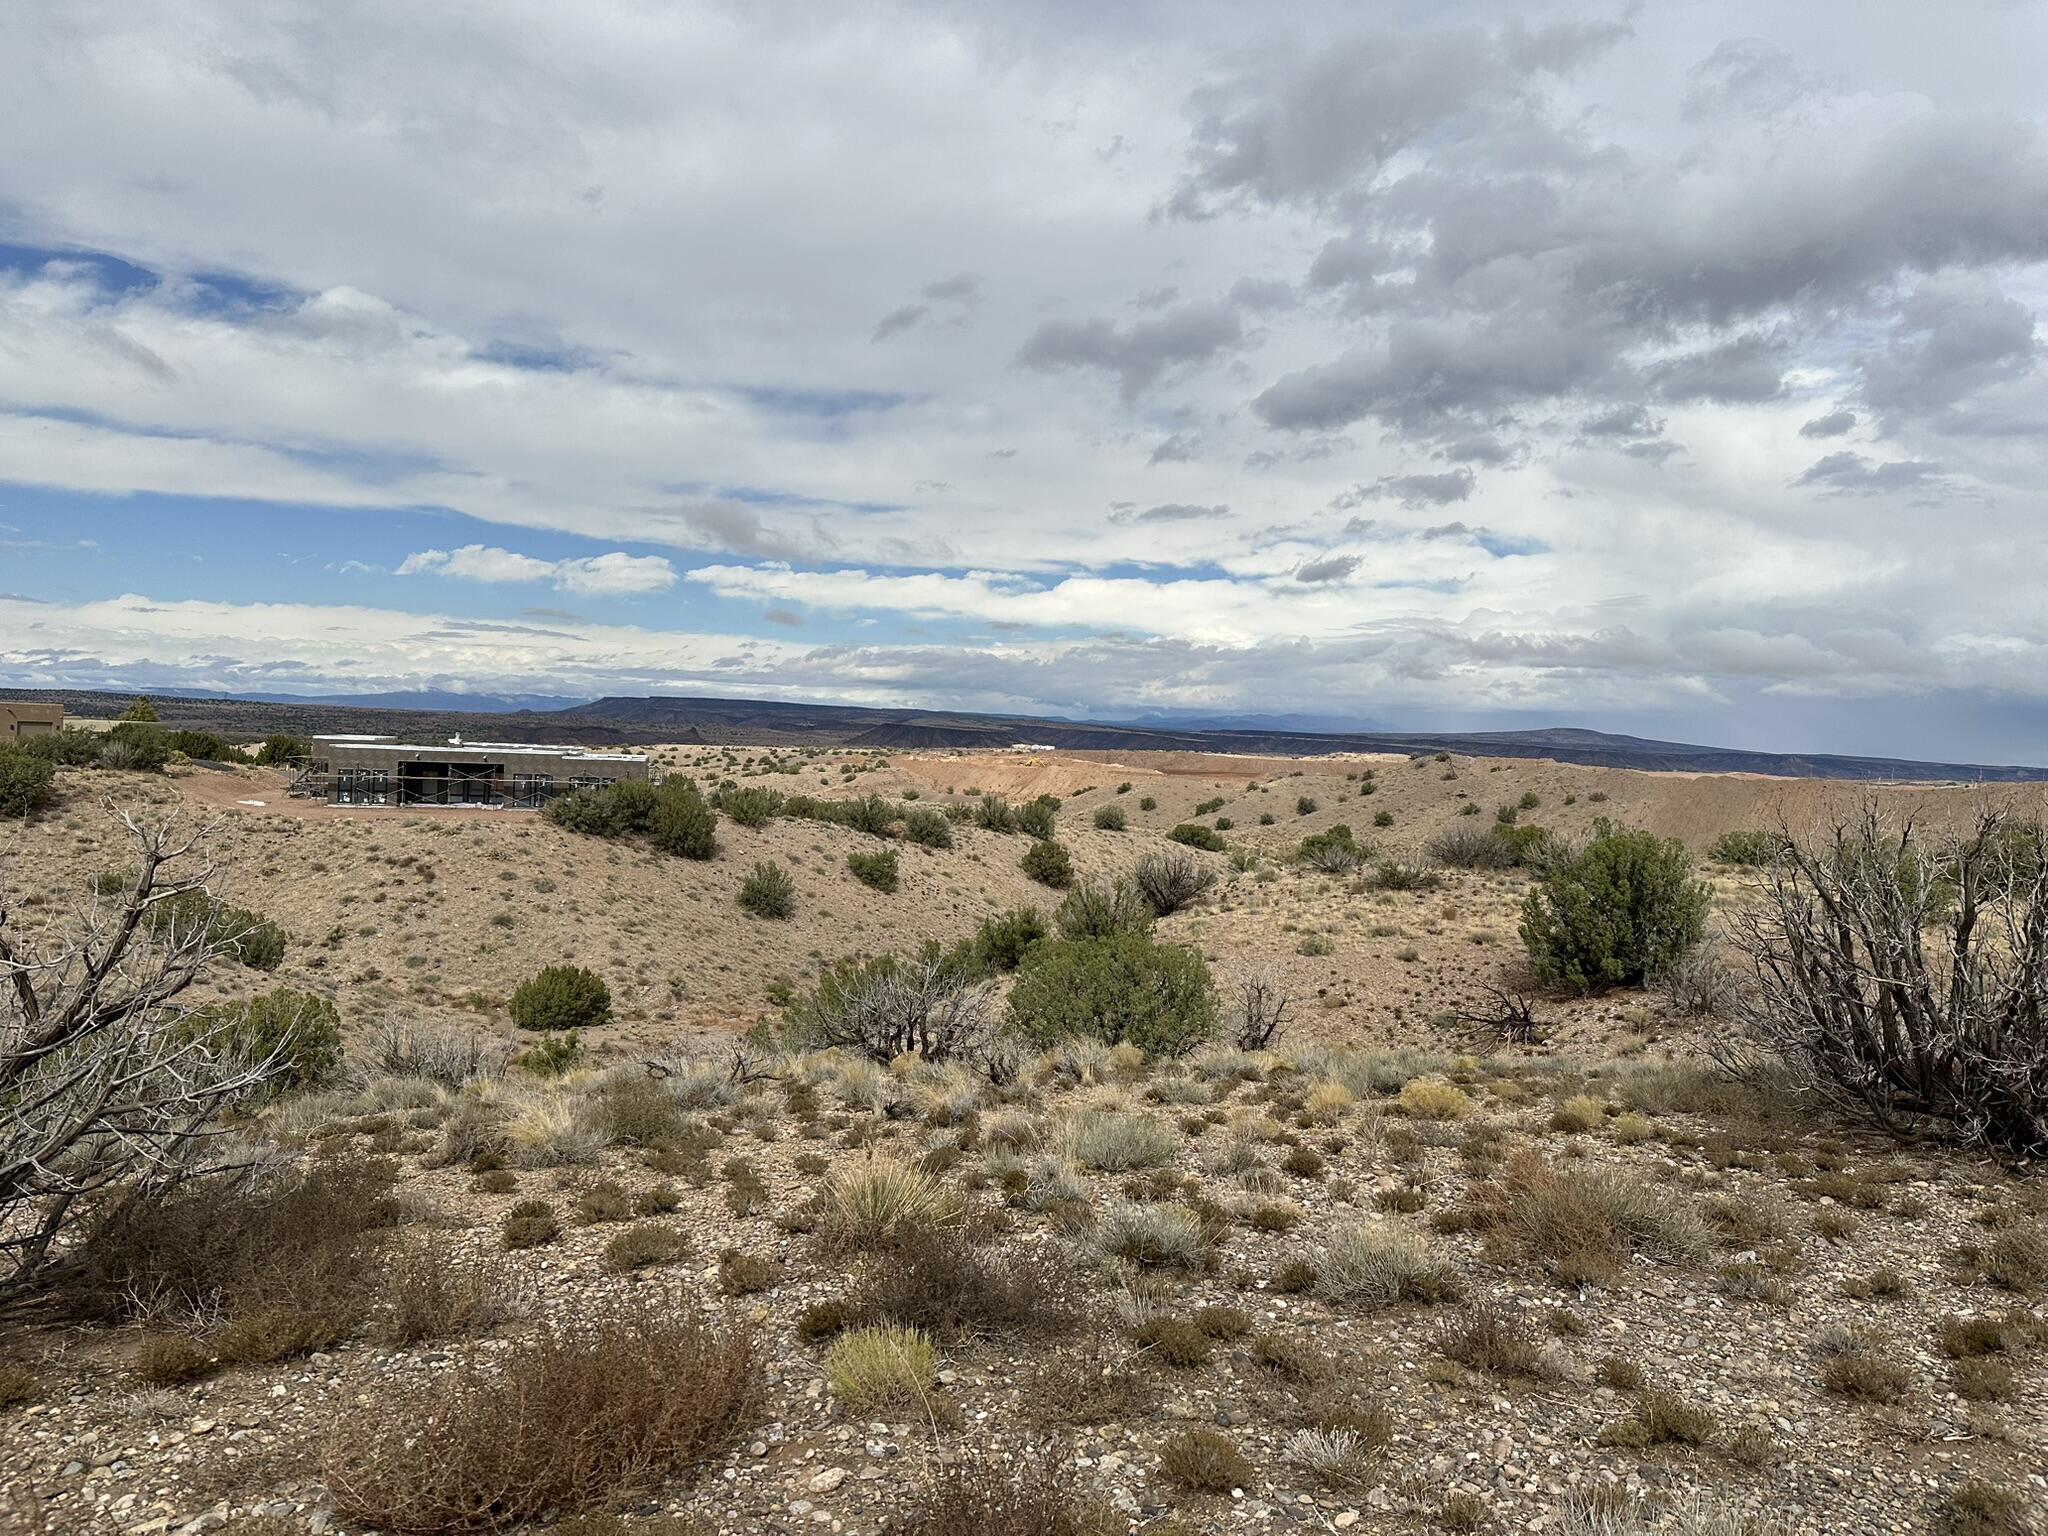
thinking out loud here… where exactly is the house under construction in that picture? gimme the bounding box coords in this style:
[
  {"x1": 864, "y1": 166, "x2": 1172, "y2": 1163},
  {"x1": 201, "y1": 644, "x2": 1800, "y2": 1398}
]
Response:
[{"x1": 291, "y1": 734, "x2": 648, "y2": 808}]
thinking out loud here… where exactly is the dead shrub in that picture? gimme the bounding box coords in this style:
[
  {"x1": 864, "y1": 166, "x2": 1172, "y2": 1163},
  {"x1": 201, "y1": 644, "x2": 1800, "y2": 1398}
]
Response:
[
  {"x1": 845, "y1": 1223, "x2": 1080, "y2": 1340},
  {"x1": 323, "y1": 1288, "x2": 758, "y2": 1532},
  {"x1": 603, "y1": 1224, "x2": 693, "y2": 1273},
  {"x1": 1434, "y1": 1306, "x2": 1553, "y2": 1379},
  {"x1": 73, "y1": 1155, "x2": 396, "y2": 1337},
  {"x1": 1020, "y1": 1340, "x2": 1155, "y2": 1427},
  {"x1": 379, "y1": 1246, "x2": 529, "y2": 1343},
  {"x1": 898, "y1": 1436, "x2": 1113, "y2": 1536}
]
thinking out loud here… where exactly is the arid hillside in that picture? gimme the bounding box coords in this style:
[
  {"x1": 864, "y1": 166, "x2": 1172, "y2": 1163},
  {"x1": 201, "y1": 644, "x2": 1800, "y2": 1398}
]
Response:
[{"x1": 3, "y1": 743, "x2": 2045, "y2": 1536}]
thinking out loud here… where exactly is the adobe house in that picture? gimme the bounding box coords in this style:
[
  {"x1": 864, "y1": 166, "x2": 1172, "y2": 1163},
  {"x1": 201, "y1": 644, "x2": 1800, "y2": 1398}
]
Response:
[
  {"x1": 0, "y1": 702, "x2": 64, "y2": 742},
  {"x1": 294, "y1": 734, "x2": 648, "y2": 808}
]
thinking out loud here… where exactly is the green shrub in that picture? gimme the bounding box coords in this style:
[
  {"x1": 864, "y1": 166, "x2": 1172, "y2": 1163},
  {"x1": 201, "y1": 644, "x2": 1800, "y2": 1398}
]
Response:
[
  {"x1": 1711, "y1": 829, "x2": 1787, "y2": 867},
  {"x1": 166, "y1": 730, "x2": 232, "y2": 761},
  {"x1": 1092, "y1": 804, "x2": 1127, "y2": 832},
  {"x1": 712, "y1": 784, "x2": 782, "y2": 827},
  {"x1": 19, "y1": 728, "x2": 103, "y2": 767},
  {"x1": 1009, "y1": 934, "x2": 1218, "y2": 1056},
  {"x1": 969, "y1": 907, "x2": 1047, "y2": 972},
  {"x1": 1194, "y1": 797, "x2": 1226, "y2": 817},
  {"x1": 903, "y1": 808, "x2": 954, "y2": 848},
  {"x1": 648, "y1": 779, "x2": 718, "y2": 859},
  {"x1": 1020, "y1": 839, "x2": 1075, "y2": 889},
  {"x1": 1016, "y1": 795, "x2": 1060, "y2": 841},
  {"x1": 148, "y1": 890, "x2": 287, "y2": 970},
  {"x1": 119, "y1": 696, "x2": 159, "y2": 722},
  {"x1": 104, "y1": 721, "x2": 172, "y2": 770},
  {"x1": 1520, "y1": 822, "x2": 1709, "y2": 991},
  {"x1": 847, "y1": 849, "x2": 900, "y2": 892},
  {"x1": 1373, "y1": 810, "x2": 1394, "y2": 828},
  {"x1": 1168, "y1": 823, "x2": 1226, "y2": 852},
  {"x1": 253, "y1": 735, "x2": 306, "y2": 766},
  {"x1": 509, "y1": 965, "x2": 613, "y2": 1032},
  {"x1": 1139, "y1": 796, "x2": 1157, "y2": 811},
  {"x1": 974, "y1": 795, "x2": 1017, "y2": 833},
  {"x1": 514, "y1": 1030, "x2": 583, "y2": 1077},
  {"x1": 739, "y1": 862, "x2": 796, "y2": 919},
  {"x1": 1134, "y1": 849, "x2": 1215, "y2": 914},
  {"x1": 0, "y1": 746, "x2": 58, "y2": 818},
  {"x1": 1054, "y1": 878, "x2": 1153, "y2": 939},
  {"x1": 185, "y1": 988, "x2": 342, "y2": 1092}
]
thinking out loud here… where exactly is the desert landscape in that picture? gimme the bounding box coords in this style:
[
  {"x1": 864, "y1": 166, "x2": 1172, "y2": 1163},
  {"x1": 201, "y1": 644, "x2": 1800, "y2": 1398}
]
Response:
[{"x1": 3, "y1": 727, "x2": 2045, "y2": 1536}]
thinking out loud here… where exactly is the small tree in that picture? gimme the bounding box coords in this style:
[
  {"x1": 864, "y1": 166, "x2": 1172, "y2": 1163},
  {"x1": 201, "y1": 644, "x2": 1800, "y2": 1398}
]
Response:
[
  {"x1": 508, "y1": 965, "x2": 612, "y2": 1032},
  {"x1": 118, "y1": 696, "x2": 159, "y2": 723},
  {"x1": 1092, "y1": 804, "x2": 1127, "y2": 832},
  {"x1": 1726, "y1": 807, "x2": 2048, "y2": 1156},
  {"x1": 2, "y1": 812, "x2": 291, "y2": 1294},
  {"x1": 1519, "y1": 822, "x2": 1708, "y2": 992},
  {"x1": 252, "y1": 735, "x2": 306, "y2": 767}
]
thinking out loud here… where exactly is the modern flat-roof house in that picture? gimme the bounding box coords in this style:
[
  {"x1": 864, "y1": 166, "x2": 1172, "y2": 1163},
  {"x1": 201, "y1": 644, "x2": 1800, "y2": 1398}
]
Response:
[
  {"x1": 293, "y1": 734, "x2": 648, "y2": 808},
  {"x1": 1, "y1": 702, "x2": 64, "y2": 741}
]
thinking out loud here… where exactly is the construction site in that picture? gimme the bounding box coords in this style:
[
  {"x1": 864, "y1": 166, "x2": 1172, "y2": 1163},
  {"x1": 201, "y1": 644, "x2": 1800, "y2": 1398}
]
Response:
[{"x1": 288, "y1": 734, "x2": 648, "y2": 808}]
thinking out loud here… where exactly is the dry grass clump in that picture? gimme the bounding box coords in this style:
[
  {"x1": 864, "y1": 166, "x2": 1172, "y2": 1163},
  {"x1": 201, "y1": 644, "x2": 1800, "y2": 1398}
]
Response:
[
  {"x1": 1396, "y1": 1078, "x2": 1472, "y2": 1120},
  {"x1": 1595, "y1": 1387, "x2": 1718, "y2": 1448},
  {"x1": 323, "y1": 1288, "x2": 758, "y2": 1533},
  {"x1": 1157, "y1": 1428, "x2": 1252, "y2": 1493},
  {"x1": 378, "y1": 1246, "x2": 531, "y2": 1343},
  {"x1": 1477, "y1": 1150, "x2": 1705, "y2": 1284},
  {"x1": 133, "y1": 1334, "x2": 213, "y2": 1386},
  {"x1": 1092, "y1": 1200, "x2": 1208, "y2": 1269},
  {"x1": 1314, "y1": 1221, "x2": 1453, "y2": 1307},
  {"x1": 898, "y1": 1437, "x2": 1116, "y2": 1536},
  {"x1": 823, "y1": 1324, "x2": 937, "y2": 1412},
  {"x1": 1284, "y1": 1427, "x2": 1379, "y2": 1489},
  {"x1": 602, "y1": 1223, "x2": 693, "y2": 1273},
  {"x1": 1935, "y1": 1480, "x2": 2036, "y2": 1536},
  {"x1": 1063, "y1": 1110, "x2": 1181, "y2": 1171},
  {"x1": 1817, "y1": 1325, "x2": 1913, "y2": 1404},
  {"x1": 1550, "y1": 1094, "x2": 1606, "y2": 1133},
  {"x1": 823, "y1": 1157, "x2": 961, "y2": 1250},
  {"x1": 1558, "y1": 1489, "x2": 1790, "y2": 1535}
]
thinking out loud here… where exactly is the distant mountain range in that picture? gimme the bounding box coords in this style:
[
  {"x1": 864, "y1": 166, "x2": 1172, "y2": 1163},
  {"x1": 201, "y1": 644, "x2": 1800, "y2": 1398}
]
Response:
[{"x1": 7, "y1": 686, "x2": 2046, "y2": 781}]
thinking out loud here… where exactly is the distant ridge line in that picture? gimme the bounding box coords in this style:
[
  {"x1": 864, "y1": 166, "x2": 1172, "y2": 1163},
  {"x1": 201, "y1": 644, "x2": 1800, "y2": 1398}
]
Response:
[{"x1": 5, "y1": 685, "x2": 2045, "y2": 782}]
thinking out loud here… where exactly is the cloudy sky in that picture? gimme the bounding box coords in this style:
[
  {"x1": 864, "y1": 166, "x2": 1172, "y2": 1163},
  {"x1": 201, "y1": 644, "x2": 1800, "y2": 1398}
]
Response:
[{"x1": 3, "y1": 2, "x2": 2047, "y2": 761}]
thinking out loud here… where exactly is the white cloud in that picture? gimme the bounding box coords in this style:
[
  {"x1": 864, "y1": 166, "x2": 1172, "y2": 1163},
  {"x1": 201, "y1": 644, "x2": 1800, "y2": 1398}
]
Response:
[{"x1": 397, "y1": 543, "x2": 676, "y2": 595}]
